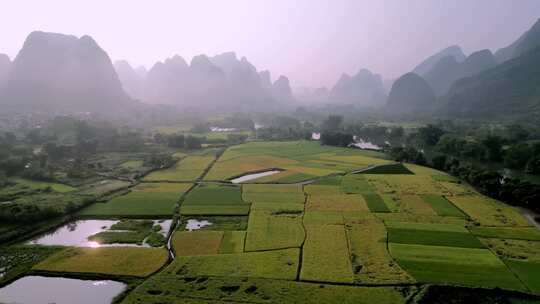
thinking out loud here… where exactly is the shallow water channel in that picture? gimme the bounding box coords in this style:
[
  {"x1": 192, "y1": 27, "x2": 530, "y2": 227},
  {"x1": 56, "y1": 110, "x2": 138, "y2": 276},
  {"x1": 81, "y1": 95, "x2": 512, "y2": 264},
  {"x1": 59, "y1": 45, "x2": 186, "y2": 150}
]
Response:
[
  {"x1": 230, "y1": 170, "x2": 281, "y2": 183},
  {"x1": 28, "y1": 219, "x2": 172, "y2": 247},
  {"x1": 0, "y1": 276, "x2": 126, "y2": 304}
]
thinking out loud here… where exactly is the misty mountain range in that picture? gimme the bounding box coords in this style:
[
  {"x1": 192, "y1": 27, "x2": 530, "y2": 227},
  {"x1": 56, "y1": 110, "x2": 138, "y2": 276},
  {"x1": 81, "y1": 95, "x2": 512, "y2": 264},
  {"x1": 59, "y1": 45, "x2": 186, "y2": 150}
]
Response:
[
  {"x1": 116, "y1": 51, "x2": 293, "y2": 109},
  {"x1": 1, "y1": 18, "x2": 540, "y2": 120}
]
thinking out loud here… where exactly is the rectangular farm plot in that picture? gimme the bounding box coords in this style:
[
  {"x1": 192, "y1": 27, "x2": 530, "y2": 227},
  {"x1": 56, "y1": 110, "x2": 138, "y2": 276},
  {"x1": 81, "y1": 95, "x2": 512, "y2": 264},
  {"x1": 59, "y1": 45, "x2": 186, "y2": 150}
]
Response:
[
  {"x1": 358, "y1": 163, "x2": 414, "y2": 174},
  {"x1": 470, "y1": 226, "x2": 540, "y2": 241},
  {"x1": 362, "y1": 192, "x2": 390, "y2": 212},
  {"x1": 448, "y1": 195, "x2": 531, "y2": 227},
  {"x1": 386, "y1": 222, "x2": 484, "y2": 249},
  {"x1": 398, "y1": 195, "x2": 438, "y2": 215},
  {"x1": 300, "y1": 225, "x2": 354, "y2": 284},
  {"x1": 219, "y1": 231, "x2": 246, "y2": 253},
  {"x1": 389, "y1": 243, "x2": 526, "y2": 291},
  {"x1": 242, "y1": 184, "x2": 305, "y2": 204},
  {"x1": 347, "y1": 219, "x2": 414, "y2": 284},
  {"x1": 304, "y1": 184, "x2": 342, "y2": 195},
  {"x1": 122, "y1": 272, "x2": 407, "y2": 304},
  {"x1": 480, "y1": 238, "x2": 540, "y2": 262},
  {"x1": 172, "y1": 231, "x2": 224, "y2": 256},
  {"x1": 79, "y1": 183, "x2": 192, "y2": 217},
  {"x1": 420, "y1": 194, "x2": 466, "y2": 217},
  {"x1": 34, "y1": 247, "x2": 168, "y2": 277},
  {"x1": 170, "y1": 248, "x2": 299, "y2": 280},
  {"x1": 504, "y1": 259, "x2": 540, "y2": 294},
  {"x1": 245, "y1": 211, "x2": 304, "y2": 251},
  {"x1": 366, "y1": 175, "x2": 445, "y2": 195},
  {"x1": 144, "y1": 155, "x2": 214, "y2": 181},
  {"x1": 178, "y1": 216, "x2": 248, "y2": 231},
  {"x1": 180, "y1": 184, "x2": 250, "y2": 216},
  {"x1": 341, "y1": 174, "x2": 373, "y2": 194},
  {"x1": 307, "y1": 194, "x2": 369, "y2": 212}
]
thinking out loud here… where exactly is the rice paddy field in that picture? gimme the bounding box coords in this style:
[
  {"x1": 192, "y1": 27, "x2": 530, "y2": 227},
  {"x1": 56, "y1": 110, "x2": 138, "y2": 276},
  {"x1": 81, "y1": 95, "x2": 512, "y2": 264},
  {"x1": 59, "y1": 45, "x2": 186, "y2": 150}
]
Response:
[{"x1": 5, "y1": 141, "x2": 540, "y2": 303}]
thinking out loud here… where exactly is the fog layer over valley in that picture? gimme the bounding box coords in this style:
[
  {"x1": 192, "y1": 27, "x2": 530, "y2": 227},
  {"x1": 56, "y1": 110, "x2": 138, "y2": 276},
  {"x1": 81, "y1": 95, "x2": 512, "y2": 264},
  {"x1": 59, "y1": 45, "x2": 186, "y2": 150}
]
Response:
[{"x1": 1, "y1": 17, "x2": 540, "y2": 123}]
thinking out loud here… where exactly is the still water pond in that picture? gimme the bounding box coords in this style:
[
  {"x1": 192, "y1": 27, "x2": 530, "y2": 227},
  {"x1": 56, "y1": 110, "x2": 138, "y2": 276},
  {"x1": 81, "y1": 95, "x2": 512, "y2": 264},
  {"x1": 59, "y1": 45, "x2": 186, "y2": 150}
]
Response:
[
  {"x1": 185, "y1": 219, "x2": 212, "y2": 231},
  {"x1": 230, "y1": 170, "x2": 281, "y2": 183},
  {"x1": 0, "y1": 276, "x2": 126, "y2": 304},
  {"x1": 28, "y1": 219, "x2": 172, "y2": 247}
]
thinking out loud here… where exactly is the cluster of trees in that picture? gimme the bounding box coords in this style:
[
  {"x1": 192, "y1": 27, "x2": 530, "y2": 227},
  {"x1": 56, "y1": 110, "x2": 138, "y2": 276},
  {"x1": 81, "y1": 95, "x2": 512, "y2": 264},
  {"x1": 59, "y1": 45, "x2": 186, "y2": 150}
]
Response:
[
  {"x1": 155, "y1": 133, "x2": 203, "y2": 149},
  {"x1": 433, "y1": 155, "x2": 539, "y2": 213},
  {"x1": 414, "y1": 123, "x2": 540, "y2": 175},
  {"x1": 391, "y1": 123, "x2": 540, "y2": 213},
  {"x1": 256, "y1": 116, "x2": 314, "y2": 141}
]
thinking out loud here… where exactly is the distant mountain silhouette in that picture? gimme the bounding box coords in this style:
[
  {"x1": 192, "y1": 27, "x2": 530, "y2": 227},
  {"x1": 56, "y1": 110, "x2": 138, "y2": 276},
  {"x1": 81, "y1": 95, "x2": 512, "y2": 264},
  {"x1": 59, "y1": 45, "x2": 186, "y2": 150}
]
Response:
[
  {"x1": 271, "y1": 75, "x2": 293, "y2": 101},
  {"x1": 412, "y1": 45, "x2": 466, "y2": 76},
  {"x1": 439, "y1": 46, "x2": 540, "y2": 120},
  {"x1": 495, "y1": 18, "x2": 540, "y2": 63},
  {"x1": 329, "y1": 69, "x2": 386, "y2": 106},
  {"x1": 386, "y1": 73, "x2": 436, "y2": 114},
  {"x1": 424, "y1": 49, "x2": 497, "y2": 96},
  {"x1": 0, "y1": 54, "x2": 10, "y2": 92},
  {"x1": 133, "y1": 52, "x2": 289, "y2": 109},
  {"x1": 114, "y1": 60, "x2": 145, "y2": 100},
  {"x1": 1, "y1": 31, "x2": 131, "y2": 113}
]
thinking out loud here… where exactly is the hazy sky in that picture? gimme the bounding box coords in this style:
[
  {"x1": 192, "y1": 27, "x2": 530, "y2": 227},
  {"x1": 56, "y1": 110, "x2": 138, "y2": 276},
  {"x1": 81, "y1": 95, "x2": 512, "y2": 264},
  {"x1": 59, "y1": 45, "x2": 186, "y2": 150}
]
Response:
[{"x1": 1, "y1": 0, "x2": 539, "y2": 88}]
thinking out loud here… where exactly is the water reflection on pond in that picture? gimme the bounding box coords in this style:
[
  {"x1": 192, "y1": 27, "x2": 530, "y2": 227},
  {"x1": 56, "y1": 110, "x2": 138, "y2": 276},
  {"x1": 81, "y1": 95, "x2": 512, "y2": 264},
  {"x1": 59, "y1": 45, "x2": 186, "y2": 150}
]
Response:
[
  {"x1": 0, "y1": 276, "x2": 126, "y2": 304},
  {"x1": 230, "y1": 170, "x2": 281, "y2": 183},
  {"x1": 28, "y1": 219, "x2": 172, "y2": 247}
]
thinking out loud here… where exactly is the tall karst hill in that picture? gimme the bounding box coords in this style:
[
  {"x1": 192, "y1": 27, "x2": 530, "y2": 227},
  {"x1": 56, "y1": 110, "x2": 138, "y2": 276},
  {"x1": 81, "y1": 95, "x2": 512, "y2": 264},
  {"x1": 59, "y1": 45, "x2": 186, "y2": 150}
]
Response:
[
  {"x1": 495, "y1": 18, "x2": 540, "y2": 63},
  {"x1": 423, "y1": 49, "x2": 497, "y2": 96},
  {"x1": 1, "y1": 31, "x2": 132, "y2": 113},
  {"x1": 412, "y1": 45, "x2": 466, "y2": 76},
  {"x1": 329, "y1": 68, "x2": 387, "y2": 107},
  {"x1": 120, "y1": 51, "x2": 292, "y2": 109},
  {"x1": 439, "y1": 46, "x2": 540, "y2": 120},
  {"x1": 386, "y1": 72, "x2": 436, "y2": 114}
]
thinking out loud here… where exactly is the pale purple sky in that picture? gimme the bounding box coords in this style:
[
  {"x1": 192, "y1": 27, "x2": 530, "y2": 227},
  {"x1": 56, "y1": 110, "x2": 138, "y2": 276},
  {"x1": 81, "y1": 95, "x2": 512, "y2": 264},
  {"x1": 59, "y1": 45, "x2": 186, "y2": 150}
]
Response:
[{"x1": 1, "y1": 0, "x2": 539, "y2": 87}]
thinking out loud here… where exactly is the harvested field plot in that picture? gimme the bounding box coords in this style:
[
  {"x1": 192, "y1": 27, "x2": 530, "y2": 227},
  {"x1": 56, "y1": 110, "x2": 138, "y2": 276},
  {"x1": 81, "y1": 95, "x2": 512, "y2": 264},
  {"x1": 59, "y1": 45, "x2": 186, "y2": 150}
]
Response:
[
  {"x1": 171, "y1": 248, "x2": 299, "y2": 280},
  {"x1": 420, "y1": 194, "x2": 466, "y2": 217},
  {"x1": 366, "y1": 174, "x2": 445, "y2": 195},
  {"x1": 34, "y1": 247, "x2": 168, "y2": 277},
  {"x1": 121, "y1": 276, "x2": 407, "y2": 304},
  {"x1": 300, "y1": 225, "x2": 354, "y2": 283},
  {"x1": 390, "y1": 243, "x2": 525, "y2": 291},
  {"x1": 307, "y1": 194, "x2": 369, "y2": 212},
  {"x1": 347, "y1": 219, "x2": 414, "y2": 284},
  {"x1": 79, "y1": 183, "x2": 191, "y2": 217},
  {"x1": 448, "y1": 195, "x2": 531, "y2": 227},
  {"x1": 480, "y1": 238, "x2": 540, "y2": 261},
  {"x1": 245, "y1": 211, "x2": 304, "y2": 251},
  {"x1": 172, "y1": 231, "x2": 224, "y2": 256},
  {"x1": 144, "y1": 155, "x2": 214, "y2": 182},
  {"x1": 398, "y1": 195, "x2": 438, "y2": 215},
  {"x1": 362, "y1": 192, "x2": 390, "y2": 212}
]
